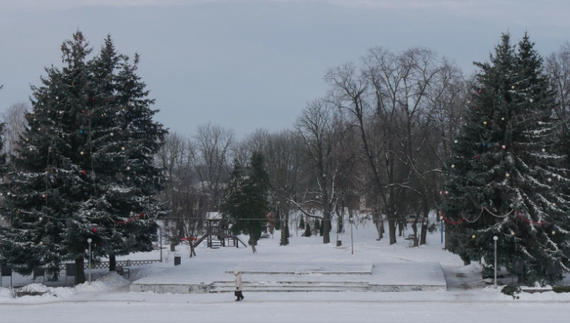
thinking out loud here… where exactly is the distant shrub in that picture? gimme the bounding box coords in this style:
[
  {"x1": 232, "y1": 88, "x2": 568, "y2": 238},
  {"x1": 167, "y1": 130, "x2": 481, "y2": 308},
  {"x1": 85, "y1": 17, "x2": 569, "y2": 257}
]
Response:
[
  {"x1": 481, "y1": 265, "x2": 494, "y2": 279},
  {"x1": 501, "y1": 285, "x2": 521, "y2": 299},
  {"x1": 552, "y1": 286, "x2": 570, "y2": 293}
]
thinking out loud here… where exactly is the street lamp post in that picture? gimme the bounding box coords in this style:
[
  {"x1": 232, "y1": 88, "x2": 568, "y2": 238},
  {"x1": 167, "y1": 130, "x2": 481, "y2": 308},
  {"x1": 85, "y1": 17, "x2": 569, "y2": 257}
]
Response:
[
  {"x1": 87, "y1": 238, "x2": 92, "y2": 285},
  {"x1": 348, "y1": 216, "x2": 354, "y2": 255},
  {"x1": 336, "y1": 219, "x2": 339, "y2": 245},
  {"x1": 159, "y1": 226, "x2": 163, "y2": 263},
  {"x1": 493, "y1": 235, "x2": 498, "y2": 288},
  {"x1": 440, "y1": 215, "x2": 444, "y2": 244}
]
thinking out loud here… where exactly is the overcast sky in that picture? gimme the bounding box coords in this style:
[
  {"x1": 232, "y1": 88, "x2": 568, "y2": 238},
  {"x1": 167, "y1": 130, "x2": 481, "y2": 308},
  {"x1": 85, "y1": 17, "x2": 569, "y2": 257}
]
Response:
[{"x1": 1, "y1": 0, "x2": 569, "y2": 139}]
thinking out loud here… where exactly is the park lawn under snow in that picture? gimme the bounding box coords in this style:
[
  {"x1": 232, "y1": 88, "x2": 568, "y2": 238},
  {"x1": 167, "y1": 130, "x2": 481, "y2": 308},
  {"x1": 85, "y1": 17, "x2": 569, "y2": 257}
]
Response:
[{"x1": 1, "y1": 223, "x2": 570, "y2": 323}]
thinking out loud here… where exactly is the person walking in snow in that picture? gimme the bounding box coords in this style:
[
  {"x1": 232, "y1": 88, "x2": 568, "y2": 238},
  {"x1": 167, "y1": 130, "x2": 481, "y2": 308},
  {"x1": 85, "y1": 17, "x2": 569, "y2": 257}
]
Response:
[{"x1": 234, "y1": 271, "x2": 244, "y2": 301}]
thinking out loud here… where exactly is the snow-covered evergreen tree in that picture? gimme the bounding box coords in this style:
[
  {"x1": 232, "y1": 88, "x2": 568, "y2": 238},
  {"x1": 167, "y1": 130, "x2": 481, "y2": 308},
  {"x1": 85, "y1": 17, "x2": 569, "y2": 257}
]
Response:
[
  {"x1": 0, "y1": 32, "x2": 166, "y2": 283},
  {"x1": 88, "y1": 36, "x2": 167, "y2": 272},
  {"x1": 442, "y1": 33, "x2": 570, "y2": 284},
  {"x1": 220, "y1": 152, "x2": 270, "y2": 253}
]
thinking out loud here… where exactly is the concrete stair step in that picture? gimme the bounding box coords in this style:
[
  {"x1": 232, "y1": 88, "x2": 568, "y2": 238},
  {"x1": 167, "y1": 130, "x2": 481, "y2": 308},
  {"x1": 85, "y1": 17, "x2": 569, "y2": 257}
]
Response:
[{"x1": 210, "y1": 281, "x2": 370, "y2": 293}]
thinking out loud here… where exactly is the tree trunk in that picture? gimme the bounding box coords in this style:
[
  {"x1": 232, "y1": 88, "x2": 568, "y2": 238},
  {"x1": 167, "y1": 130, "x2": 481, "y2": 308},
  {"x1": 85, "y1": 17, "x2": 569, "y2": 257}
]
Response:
[
  {"x1": 280, "y1": 211, "x2": 290, "y2": 246},
  {"x1": 389, "y1": 218, "x2": 397, "y2": 245},
  {"x1": 250, "y1": 234, "x2": 257, "y2": 253},
  {"x1": 420, "y1": 197, "x2": 429, "y2": 245},
  {"x1": 374, "y1": 218, "x2": 384, "y2": 241},
  {"x1": 322, "y1": 215, "x2": 331, "y2": 244},
  {"x1": 420, "y1": 219, "x2": 428, "y2": 245},
  {"x1": 444, "y1": 223, "x2": 451, "y2": 250},
  {"x1": 412, "y1": 221, "x2": 419, "y2": 247},
  {"x1": 338, "y1": 205, "x2": 344, "y2": 234},
  {"x1": 109, "y1": 254, "x2": 116, "y2": 271},
  {"x1": 371, "y1": 205, "x2": 383, "y2": 240},
  {"x1": 75, "y1": 256, "x2": 86, "y2": 284}
]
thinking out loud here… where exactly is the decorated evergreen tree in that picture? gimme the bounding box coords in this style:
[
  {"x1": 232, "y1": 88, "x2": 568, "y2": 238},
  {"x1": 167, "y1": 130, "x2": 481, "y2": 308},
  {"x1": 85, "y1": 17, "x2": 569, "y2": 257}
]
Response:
[
  {"x1": 220, "y1": 152, "x2": 270, "y2": 253},
  {"x1": 0, "y1": 32, "x2": 166, "y2": 283},
  {"x1": 442, "y1": 33, "x2": 570, "y2": 284},
  {"x1": 88, "y1": 36, "x2": 167, "y2": 271}
]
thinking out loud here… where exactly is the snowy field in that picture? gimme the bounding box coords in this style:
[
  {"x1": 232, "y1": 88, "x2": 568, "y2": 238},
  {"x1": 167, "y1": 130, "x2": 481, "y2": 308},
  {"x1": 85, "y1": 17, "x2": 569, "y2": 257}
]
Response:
[{"x1": 1, "y1": 222, "x2": 570, "y2": 323}]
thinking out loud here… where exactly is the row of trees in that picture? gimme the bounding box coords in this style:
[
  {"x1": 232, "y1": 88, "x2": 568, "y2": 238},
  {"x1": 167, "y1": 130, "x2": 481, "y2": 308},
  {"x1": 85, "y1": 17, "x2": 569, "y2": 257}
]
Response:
[
  {"x1": 153, "y1": 46, "x2": 468, "y2": 249},
  {"x1": 147, "y1": 34, "x2": 570, "y2": 246},
  {"x1": 2, "y1": 31, "x2": 570, "y2": 284},
  {"x1": 152, "y1": 34, "x2": 570, "y2": 284}
]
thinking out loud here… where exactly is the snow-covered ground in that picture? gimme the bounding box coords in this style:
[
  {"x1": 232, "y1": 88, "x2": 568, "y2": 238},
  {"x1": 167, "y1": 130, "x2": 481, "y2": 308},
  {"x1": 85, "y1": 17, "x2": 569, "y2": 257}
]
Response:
[{"x1": 1, "y1": 223, "x2": 569, "y2": 323}]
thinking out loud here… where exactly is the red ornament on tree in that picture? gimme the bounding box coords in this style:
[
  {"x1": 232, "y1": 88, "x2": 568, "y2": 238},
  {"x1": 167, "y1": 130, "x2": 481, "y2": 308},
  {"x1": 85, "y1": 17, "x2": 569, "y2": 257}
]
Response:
[
  {"x1": 478, "y1": 89, "x2": 482, "y2": 94},
  {"x1": 81, "y1": 170, "x2": 87, "y2": 175},
  {"x1": 474, "y1": 155, "x2": 479, "y2": 159},
  {"x1": 92, "y1": 227, "x2": 98, "y2": 233}
]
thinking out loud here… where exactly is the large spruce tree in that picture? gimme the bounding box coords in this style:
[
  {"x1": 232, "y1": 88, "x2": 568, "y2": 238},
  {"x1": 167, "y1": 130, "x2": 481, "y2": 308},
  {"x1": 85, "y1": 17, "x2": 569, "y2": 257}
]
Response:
[
  {"x1": 442, "y1": 33, "x2": 570, "y2": 284},
  {"x1": 0, "y1": 32, "x2": 166, "y2": 283},
  {"x1": 88, "y1": 36, "x2": 168, "y2": 272}
]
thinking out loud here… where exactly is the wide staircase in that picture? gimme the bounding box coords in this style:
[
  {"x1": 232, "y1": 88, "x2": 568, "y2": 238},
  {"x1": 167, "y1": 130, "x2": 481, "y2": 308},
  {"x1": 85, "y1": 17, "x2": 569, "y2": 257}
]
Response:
[
  {"x1": 209, "y1": 265, "x2": 373, "y2": 293},
  {"x1": 129, "y1": 262, "x2": 448, "y2": 294}
]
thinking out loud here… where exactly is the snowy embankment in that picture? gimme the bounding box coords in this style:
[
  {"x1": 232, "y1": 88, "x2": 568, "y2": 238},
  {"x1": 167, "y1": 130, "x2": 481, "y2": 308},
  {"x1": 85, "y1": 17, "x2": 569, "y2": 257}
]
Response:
[{"x1": 1, "y1": 224, "x2": 569, "y2": 323}]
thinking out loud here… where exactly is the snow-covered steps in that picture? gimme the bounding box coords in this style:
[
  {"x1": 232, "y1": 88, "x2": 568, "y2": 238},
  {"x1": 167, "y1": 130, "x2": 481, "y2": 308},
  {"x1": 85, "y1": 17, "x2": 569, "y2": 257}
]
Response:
[
  {"x1": 209, "y1": 280, "x2": 371, "y2": 293},
  {"x1": 224, "y1": 262, "x2": 373, "y2": 276},
  {"x1": 129, "y1": 262, "x2": 447, "y2": 294}
]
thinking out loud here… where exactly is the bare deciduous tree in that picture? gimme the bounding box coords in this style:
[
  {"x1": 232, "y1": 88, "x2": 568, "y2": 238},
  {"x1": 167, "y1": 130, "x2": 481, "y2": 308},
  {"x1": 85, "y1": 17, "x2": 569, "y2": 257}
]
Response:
[
  {"x1": 1, "y1": 102, "x2": 29, "y2": 160},
  {"x1": 293, "y1": 99, "x2": 356, "y2": 244},
  {"x1": 546, "y1": 43, "x2": 570, "y2": 136},
  {"x1": 327, "y1": 47, "x2": 464, "y2": 245},
  {"x1": 157, "y1": 133, "x2": 190, "y2": 248},
  {"x1": 193, "y1": 123, "x2": 235, "y2": 211}
]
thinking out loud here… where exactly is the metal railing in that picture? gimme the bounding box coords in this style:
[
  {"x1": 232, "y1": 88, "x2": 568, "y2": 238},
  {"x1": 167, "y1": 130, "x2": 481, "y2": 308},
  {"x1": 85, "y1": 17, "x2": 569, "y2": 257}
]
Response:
[{"x1": 88, "y1": 259, "x2": 161, "y2": 269}]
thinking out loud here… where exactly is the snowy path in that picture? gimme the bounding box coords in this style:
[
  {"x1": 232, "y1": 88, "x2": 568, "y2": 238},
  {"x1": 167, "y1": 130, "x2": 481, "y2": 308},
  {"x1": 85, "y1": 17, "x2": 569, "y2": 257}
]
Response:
[{"x1": 0, "y1": 294, "x2": 568, "y2": 323}]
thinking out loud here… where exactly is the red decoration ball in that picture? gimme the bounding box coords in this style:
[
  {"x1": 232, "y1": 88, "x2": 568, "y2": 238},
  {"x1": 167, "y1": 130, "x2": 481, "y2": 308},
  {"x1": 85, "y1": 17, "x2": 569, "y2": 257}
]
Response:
[
  {"x1": 478, "y1": 89, "x2": 482, "y2": 94},
  {"x1": 92, "y1": 228, "x2": 98, "y2": 233},
  {"x1": 81, "y1": 170, "x2": 87, "y2": 175},
  {"x1": 474, "y1": 155, "x2": 479, "y2": 159}
]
